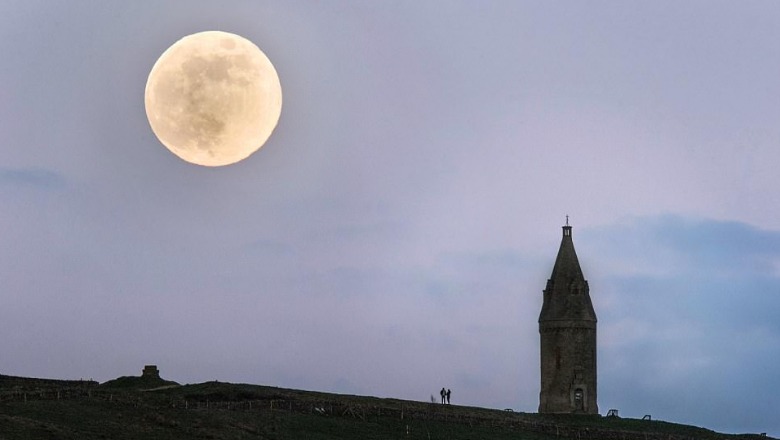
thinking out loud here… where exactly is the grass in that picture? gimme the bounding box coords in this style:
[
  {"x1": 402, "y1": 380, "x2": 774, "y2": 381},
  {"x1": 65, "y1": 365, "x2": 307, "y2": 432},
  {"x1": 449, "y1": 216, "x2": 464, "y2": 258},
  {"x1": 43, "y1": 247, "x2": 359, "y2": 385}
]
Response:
[{"x1": 0, "y1": 375, "x2": 773, "y2": 440}]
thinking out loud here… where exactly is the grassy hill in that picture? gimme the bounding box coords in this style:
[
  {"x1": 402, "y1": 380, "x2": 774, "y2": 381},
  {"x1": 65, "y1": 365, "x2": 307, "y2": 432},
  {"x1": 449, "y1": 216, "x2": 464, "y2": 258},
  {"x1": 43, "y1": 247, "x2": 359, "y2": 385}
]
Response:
[{"x1": 0, "y1": 374, "x2": 773, "y2": 440}]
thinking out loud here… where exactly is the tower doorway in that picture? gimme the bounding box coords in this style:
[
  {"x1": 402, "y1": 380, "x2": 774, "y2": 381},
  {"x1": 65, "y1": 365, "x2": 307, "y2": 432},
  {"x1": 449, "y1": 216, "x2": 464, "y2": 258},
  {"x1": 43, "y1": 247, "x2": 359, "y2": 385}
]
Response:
[{"x1": 574, "y1": 388, "x2": 584, "y2": 411}]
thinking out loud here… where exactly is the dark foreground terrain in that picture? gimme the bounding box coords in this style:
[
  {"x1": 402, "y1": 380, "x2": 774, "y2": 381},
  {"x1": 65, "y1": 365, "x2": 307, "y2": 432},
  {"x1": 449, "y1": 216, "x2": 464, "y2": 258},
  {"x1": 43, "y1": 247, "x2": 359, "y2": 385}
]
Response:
[{"x1": 0, "y1": 374, "x2": 773, "y2": 440}]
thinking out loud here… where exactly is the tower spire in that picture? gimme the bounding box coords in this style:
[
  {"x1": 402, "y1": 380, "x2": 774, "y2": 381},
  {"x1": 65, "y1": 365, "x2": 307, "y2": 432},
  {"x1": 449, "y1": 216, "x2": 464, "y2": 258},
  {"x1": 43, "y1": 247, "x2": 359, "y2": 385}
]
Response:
[{"x1": 548, "y1": 222, "x2": 582, "y2": 286}]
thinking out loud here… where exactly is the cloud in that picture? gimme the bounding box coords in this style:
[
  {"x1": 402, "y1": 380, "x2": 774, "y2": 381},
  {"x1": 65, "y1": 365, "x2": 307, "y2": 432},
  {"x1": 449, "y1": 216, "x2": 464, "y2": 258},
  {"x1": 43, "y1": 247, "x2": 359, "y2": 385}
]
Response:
[
  {"x1": 581, "y1": 215, "x2": 780, "y2": 434},
  {"x1": 582, "y1": 216, "x2": 779, "y2": 277},
  {"x1": 0, "y1": 167, "x2": 66, "y2": 190}
]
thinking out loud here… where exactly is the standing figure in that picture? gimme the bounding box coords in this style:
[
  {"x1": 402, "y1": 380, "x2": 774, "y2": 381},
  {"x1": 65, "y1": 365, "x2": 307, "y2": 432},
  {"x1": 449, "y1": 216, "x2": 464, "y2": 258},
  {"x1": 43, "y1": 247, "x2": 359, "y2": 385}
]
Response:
[
  {"x1": 446, "y1": 389, "x2": 451, "y2": 405},
  {"x1": 440, "y1": 387, "x2": 446, "y2": 404}
]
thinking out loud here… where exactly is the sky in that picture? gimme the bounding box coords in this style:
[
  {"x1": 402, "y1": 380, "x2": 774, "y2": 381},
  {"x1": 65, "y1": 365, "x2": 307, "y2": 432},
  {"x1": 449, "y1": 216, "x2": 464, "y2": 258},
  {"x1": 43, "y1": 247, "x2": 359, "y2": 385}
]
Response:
[{"x1": 1, "y1": 1, "x2": 779, "y2": 436}]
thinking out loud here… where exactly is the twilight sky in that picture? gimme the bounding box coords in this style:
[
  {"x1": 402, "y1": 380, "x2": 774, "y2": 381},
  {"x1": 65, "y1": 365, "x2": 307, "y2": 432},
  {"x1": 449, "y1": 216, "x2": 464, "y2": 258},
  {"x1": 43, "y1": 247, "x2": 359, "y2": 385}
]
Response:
[{"x1": 2, "y1": 1, "x2": 779, "y2": 436}]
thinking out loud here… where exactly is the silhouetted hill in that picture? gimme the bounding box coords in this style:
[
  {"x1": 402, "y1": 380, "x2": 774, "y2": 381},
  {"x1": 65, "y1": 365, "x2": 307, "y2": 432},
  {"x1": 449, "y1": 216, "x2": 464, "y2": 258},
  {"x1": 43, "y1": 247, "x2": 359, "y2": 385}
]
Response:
[
  {"x1": 99, "y1": 374, "x2": 179, "y2": 390},
  {"x1": 0, "y1": 374, "x2": 774, "y2": 440},
  {"x1": 0, "y1": 374, "x2": 98, "y2": 390}
]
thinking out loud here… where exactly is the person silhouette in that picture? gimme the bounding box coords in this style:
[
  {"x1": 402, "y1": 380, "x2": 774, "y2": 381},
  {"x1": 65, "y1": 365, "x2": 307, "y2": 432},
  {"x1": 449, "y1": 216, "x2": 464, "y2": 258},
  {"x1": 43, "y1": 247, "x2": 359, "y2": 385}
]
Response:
[
  {"x1": 446, "y1": 389, "x2": 451, "y2": 405},
  {"x1": 440, "y1": 387, "x2": 446, "y2": 404}
]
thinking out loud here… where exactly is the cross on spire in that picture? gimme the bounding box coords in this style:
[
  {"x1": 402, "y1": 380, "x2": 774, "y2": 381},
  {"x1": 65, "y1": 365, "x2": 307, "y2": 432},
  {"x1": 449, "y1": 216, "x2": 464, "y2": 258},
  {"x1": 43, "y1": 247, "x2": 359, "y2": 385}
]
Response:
[{"x1": 565, "y1": 215, "x2": 569, "y2": 226}]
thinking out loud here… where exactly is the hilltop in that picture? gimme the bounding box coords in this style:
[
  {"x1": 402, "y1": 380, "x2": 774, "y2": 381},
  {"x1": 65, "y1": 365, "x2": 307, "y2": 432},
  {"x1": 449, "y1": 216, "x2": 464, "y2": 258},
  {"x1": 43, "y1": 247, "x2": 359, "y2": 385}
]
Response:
[{"x1": 0, "y1": 373, "x2": 773, "y2": 440}]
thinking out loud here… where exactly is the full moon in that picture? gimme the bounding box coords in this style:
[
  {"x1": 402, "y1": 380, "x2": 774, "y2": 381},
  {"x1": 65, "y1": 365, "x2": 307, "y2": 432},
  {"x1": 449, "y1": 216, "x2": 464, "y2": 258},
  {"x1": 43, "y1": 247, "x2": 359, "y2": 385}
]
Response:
[{"x1": 145, "y1": 31, "x2": 282, "y2": 167}]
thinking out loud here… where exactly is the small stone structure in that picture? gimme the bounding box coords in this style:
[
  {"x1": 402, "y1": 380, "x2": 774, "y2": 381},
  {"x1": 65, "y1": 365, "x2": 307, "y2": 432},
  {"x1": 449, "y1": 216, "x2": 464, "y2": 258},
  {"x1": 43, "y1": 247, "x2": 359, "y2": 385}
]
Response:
[
  {"x1": 142, "y1": 365, "x2": 160, "y2": 379},
  {"x1": 538, "y1": 223, "x2": 598, "y2": 414}
]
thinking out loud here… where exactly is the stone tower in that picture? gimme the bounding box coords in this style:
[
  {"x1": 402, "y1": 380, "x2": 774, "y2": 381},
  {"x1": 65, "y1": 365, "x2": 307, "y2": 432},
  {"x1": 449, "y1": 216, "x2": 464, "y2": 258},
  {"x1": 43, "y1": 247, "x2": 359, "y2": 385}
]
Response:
[
  {"x1": 538, "y1": 223, "x2": 598, "y2": 414},
  {"x1": 142, "y1": 365, "x2": 160, "y2": 379}
]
